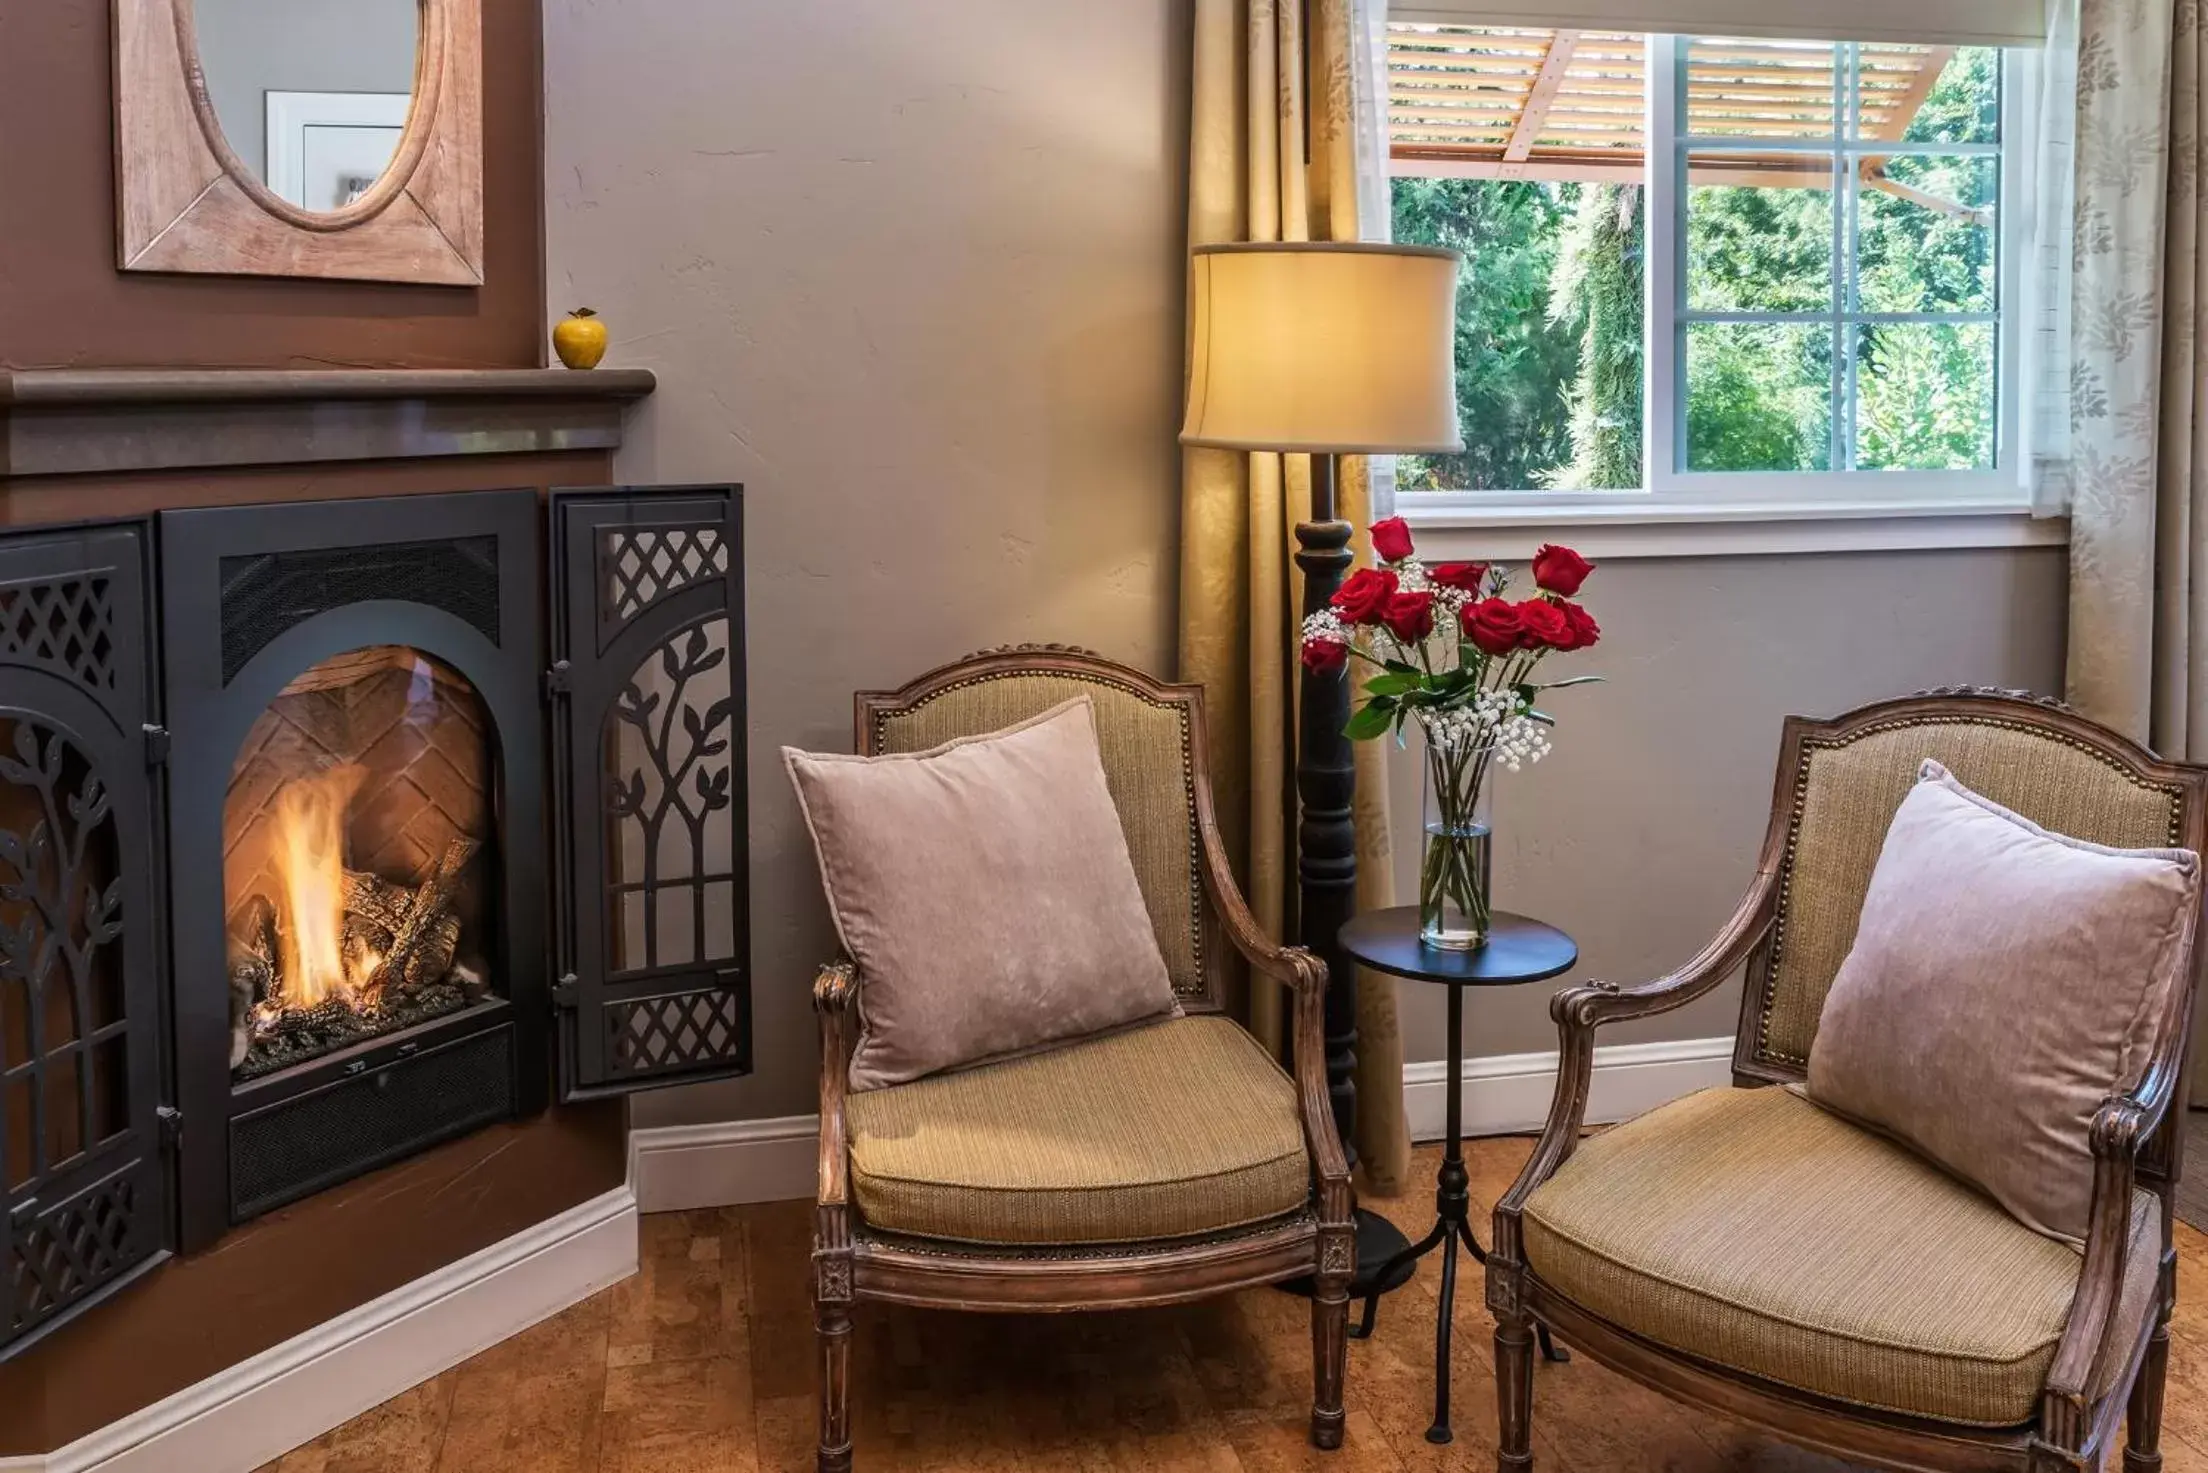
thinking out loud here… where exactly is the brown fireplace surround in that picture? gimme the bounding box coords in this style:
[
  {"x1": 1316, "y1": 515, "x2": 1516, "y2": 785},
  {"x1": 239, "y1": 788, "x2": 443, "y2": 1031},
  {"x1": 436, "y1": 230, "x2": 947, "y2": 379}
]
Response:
[{"x1": 0, "y1": 369, "x2": 752, "y2": 1458}]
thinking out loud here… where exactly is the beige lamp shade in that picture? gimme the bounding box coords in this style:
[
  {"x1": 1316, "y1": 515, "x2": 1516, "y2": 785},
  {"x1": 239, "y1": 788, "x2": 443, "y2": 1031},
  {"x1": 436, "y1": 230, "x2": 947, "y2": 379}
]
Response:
[{"x1": 1181, "y1": 242, "x2": 1463, "y2": 456}]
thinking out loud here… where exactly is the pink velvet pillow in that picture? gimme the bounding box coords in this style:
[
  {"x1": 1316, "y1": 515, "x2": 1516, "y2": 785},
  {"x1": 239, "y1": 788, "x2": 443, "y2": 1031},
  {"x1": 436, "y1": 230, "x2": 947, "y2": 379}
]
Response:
[
  {"x1": 1806, "y1": 760, "x2": 2199, "y2": 1243},
  {"x1": 784, "y1": 696, "x2": 1179, "y2": 1091}
]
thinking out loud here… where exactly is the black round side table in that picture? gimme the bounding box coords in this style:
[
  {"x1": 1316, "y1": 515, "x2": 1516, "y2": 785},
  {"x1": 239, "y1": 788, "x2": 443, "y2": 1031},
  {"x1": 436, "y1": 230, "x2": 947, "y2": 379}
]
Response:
[{"x1": 1341, "y1": 906, "x2": 1578, "y2": 1447}]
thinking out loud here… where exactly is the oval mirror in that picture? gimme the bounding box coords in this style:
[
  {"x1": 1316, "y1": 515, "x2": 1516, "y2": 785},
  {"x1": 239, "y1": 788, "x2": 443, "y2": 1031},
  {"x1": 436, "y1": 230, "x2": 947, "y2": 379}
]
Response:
[{"x1": 191, "y1": 0, "x2": 422, "y2": 213}]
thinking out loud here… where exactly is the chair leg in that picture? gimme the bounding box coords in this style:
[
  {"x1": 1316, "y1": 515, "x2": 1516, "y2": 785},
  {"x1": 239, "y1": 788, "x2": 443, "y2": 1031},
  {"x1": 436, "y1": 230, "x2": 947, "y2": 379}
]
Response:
[
  {"x1": 1310, "y1": 1276, "x2": 1349, "y2": 1449},
  {"x1": 1495, "y1": 1313, "x2": 1534, "y2": 1472},
  {"x1": 2125, "y1": 1321, "x2": 2170, "y2": 1472},
  {"x1": 816, "y1": 1284, "x2": 854, "y2": 1472}
]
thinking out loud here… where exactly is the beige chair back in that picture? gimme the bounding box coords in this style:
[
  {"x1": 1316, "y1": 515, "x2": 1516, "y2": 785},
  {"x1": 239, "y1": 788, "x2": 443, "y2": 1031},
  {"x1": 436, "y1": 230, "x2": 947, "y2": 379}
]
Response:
[
  {"x1": 856, "y1": 648, "x2": 1220, "y2": 1011},
  {"x1": 1742, "y1": 692, "x2": 2200, "y2": 1081}
]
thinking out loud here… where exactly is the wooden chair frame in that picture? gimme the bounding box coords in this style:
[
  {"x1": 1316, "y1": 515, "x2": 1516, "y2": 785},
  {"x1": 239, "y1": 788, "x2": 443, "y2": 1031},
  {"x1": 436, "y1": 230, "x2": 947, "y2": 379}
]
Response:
[
  {"x1": 810, "y1": 647, "x2": 1355, "y2": 1472},
  {"x1": 1486, "y1": 691, "x2": 2208, "y2": 1473}
]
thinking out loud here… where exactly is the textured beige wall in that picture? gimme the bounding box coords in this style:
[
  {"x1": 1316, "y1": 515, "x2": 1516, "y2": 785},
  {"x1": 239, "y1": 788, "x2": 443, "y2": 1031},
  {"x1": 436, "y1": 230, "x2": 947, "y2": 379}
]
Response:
[
  {"x1": 544, "y1": 0, "x2": 1192, "y2": 1125},
  {"x1": 1385, "y1": 545, "x2": 2069, "y2": 1063},
  {"x1": 544, "y1": 0, "x2": 2069, "y2": 1127}
]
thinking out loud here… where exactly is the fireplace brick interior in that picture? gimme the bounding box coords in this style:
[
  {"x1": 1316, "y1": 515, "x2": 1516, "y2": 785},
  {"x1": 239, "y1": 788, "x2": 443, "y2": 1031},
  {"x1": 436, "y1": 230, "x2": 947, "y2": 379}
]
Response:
[{"x1": 223, "y1": 645, "x2": 497, "y2": 1080}]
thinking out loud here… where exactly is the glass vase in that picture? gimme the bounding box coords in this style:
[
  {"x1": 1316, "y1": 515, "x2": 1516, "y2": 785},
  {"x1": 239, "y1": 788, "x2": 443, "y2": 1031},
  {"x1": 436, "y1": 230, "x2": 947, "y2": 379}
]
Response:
[{"x1": 1418, "y1": 723, "x2": 1495, "y2": 950}]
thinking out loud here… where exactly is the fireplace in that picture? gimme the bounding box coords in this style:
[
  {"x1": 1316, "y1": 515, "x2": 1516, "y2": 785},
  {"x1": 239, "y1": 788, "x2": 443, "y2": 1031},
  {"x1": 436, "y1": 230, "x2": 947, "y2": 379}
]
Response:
[
  {"x1": 225, "y1": 646, "x2": 498, "y2": 1080},
  {"x1": 1, "y1": 483, "x2": 749, "y2": 1358}
]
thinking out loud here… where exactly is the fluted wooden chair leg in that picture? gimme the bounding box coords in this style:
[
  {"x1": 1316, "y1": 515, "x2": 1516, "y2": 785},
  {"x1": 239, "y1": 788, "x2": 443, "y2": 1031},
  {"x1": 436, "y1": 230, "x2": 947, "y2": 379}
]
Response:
[
  {"x1": 816, "y1": 1291, "x2": 854, "y2": 1473},
  {"x1": 1495, "y1": 1313, "x2": 1535, "y2": 1472},
  {"x1": 2125, "y1": 1319, "x2": 2171, "y2": 1472},
  {"x1": 1310, "y1": 1275, "x2": 1349, "y2": 1449}
]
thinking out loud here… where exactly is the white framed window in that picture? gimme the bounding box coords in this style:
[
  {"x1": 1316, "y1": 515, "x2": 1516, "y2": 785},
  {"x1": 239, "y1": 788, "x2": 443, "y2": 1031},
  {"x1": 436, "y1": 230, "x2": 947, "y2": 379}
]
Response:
[{"x1": 1386, "y1": 25, "x2": 2052, "y2": 549}]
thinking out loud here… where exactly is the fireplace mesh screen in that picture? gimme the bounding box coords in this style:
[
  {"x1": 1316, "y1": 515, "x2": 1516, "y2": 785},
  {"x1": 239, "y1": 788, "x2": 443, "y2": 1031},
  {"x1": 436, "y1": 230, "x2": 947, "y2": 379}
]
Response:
[
  {"x1": 218, "y1": 536, "x2": 501, "y2": 683},
  {"x1": 229, "y1": 1026, "x2": 514, "y2": 1221}
]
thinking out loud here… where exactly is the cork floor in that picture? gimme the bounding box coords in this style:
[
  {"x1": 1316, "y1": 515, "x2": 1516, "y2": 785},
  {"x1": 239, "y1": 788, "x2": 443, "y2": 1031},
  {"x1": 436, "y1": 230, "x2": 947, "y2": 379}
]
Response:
[{"x1": 260, "y1": 1136, "x2": 2208, "y2": 1472}]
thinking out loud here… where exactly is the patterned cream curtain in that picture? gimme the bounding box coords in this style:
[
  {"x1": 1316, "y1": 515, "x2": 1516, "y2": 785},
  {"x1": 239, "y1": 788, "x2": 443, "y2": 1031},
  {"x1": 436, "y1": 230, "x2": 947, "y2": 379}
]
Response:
[
  {"x1": 1180, "y1": 0, "x2": 1412, "y2": 1194},
  {"x1": 2064, "y1": 0, "x2": 2208, "y2": 752}
]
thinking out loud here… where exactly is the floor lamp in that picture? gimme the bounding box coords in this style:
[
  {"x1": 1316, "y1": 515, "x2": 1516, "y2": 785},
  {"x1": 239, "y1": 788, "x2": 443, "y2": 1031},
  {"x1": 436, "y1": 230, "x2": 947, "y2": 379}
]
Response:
[{"x1": 1180, "y1": 241, "x2": 1464, "y2": 1305}]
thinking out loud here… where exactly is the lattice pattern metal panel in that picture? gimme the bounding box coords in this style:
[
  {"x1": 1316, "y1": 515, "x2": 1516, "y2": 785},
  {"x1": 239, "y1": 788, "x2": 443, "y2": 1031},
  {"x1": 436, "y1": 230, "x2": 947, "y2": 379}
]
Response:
[
  {"x1": 219, "y1": 536, "x2": 501, "y2": 683},
  {"x1": 604, "y1": 527, "x2": 729, "y2": 624},
  {"x1": 551, "y1": 488, "x2": 750, "y2": 1100},
  {"x1": 0, "y1": 520, "x2": 163, "y2": 1361},
  {"x1": 605, "y1": 987, "x2": 746, "y2": 1080},
  {"x1": 10, "y1": 1173, "x2": 134, "y2": 1335},
  {"x1": 0, "y1": 574, "x2": 117, "y2": 693}
]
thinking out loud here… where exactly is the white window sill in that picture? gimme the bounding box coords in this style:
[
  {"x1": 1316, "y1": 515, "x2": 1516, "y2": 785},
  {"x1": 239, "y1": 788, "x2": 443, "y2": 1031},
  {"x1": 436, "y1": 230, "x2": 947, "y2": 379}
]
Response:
[{"x1": 1395, "y1": 497, "x2": 2068, "y2": 560}]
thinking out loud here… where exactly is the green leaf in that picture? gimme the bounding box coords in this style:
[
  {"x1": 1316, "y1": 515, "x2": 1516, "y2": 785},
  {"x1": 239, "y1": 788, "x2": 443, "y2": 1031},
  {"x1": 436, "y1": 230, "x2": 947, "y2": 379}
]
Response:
[
  {"x1": 1363, "y1": 671, "x2": 1422, "y2": 697},
  {"x1": 1536, "y1": 674, "x2": 1607, "y2": 690},
  {"x1": 1345, "y1": 702, "x2": 1397, "y2": 740}
]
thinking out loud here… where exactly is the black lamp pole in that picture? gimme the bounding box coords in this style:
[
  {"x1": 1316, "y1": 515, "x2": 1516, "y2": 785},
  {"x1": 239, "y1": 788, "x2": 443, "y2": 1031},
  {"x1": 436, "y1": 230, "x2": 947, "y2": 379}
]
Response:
[
  {"x1": 1293, "y1": 453, "x2": 1360, "y2": 1153},
  {"x1": 1291, "y1": 452, "x2": 1414, "y2": 1322}
]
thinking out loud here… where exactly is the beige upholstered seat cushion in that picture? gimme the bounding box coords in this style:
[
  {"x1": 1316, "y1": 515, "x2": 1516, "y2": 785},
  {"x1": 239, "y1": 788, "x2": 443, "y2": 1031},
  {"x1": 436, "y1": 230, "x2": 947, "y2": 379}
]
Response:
[
  {"x1": 1523, "y1": 1087, "x2": 2161, "y2": 1427},
  {"x1": 846, "y1": 1015, "x2": 1310, "y2": 1245},
  {"x1": 786, "y1": 696, "x2": 1179, "y2": 1091}
]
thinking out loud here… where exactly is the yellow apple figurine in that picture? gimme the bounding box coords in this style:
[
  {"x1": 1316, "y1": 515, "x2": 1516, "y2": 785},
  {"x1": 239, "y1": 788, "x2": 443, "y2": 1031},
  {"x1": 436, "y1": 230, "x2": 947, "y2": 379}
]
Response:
[{"x1": 553, "y1": 308, "x2": 608, "y2": 370}]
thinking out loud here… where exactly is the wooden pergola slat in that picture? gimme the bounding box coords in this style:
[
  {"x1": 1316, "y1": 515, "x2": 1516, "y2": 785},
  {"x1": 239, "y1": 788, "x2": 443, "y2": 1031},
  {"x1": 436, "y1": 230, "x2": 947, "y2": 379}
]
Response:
[
  {"x1": 1389, "y1": 21, "x2": 1972, "y2": 211},
  {"x1": 1504, "y1": 30, "x2": 1581, "y2": 162}
]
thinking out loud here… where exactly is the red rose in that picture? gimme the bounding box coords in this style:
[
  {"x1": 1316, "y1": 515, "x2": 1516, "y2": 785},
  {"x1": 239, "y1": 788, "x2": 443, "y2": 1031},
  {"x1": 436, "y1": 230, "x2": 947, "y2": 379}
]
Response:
[
  {"x1": 1301, "y1": 635, "x2": 1347, "y2": 675},
  {"x1": 1557, "y1": 601, "x2": 1601, "y2": 651},
  {"x1": 1381, "y1": 590, "x2": 1436, "y2": 645},
  {"x1": 1428, "y1": 561, "x2": 1488, "y2": 594},
  {"x1": 1530, "y1": 543, "x2": 1594, "y2": 597},
  {"x1": 1370, "y1": 516, "x2": 1415, "y2": 564},
  {"x1": 1461, "y1": 597, "x2": 1525, "y2": 657},
  {"x1": 1517, "y1": 598, "x2": 1572, "y2": 650},
  {"x1": 1330, "y1": 567, "x2": 1398, "y2": 625}
]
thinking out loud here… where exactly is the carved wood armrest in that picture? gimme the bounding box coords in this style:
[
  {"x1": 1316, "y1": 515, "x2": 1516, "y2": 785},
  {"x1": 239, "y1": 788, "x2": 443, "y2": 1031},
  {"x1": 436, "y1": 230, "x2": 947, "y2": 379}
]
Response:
[
  {"x1": 814, "y1": 960, "x2": 857, "y2": 1208},
  {"x1": 1492, "y1": 875, "x2": 1777, "y2": 1248},
  {"x1": 1198, "y1": 817, "x2": 1326, "y2": 998},
  {"x1": 1193, "y1": 800, "x2": 1348, "y2": 1216},
  {"x1": 2040, "y1": 1061, "x2": 2181, "y2": 1426}
]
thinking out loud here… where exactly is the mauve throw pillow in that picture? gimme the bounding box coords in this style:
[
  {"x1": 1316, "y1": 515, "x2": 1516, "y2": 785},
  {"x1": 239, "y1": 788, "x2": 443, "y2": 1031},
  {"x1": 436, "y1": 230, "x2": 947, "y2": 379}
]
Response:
[
  {"x1": 784, "y1": 696, "x2": 1179, "y2": 1092},
  {"x1": 1806, "y1": 759, "x2": 2199, "y2": 1244}
]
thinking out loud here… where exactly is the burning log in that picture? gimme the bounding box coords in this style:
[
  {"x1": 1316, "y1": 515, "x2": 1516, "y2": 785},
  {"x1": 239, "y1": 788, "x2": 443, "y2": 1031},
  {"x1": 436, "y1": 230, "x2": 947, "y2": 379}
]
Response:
[
  {"x1": 362, "y1": 838, "x2": 479, "y2": 997},
  {"x1": 227, "y1": 895, "x2": 279, "y2": 1068}
]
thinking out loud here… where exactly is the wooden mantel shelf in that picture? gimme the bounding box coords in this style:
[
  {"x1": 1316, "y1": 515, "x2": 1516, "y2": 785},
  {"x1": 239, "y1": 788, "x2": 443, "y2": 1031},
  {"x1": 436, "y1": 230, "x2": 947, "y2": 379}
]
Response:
[{"x1": 0, "y1": 368, "x2": 658, "y2": 478}]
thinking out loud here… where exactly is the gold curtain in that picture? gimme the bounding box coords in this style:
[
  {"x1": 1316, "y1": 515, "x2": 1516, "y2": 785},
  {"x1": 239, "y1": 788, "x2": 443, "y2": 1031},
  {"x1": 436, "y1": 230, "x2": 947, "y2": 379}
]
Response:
[{"x1": 1180, "y1": 0, "x2": 1412, "y2": 1195}]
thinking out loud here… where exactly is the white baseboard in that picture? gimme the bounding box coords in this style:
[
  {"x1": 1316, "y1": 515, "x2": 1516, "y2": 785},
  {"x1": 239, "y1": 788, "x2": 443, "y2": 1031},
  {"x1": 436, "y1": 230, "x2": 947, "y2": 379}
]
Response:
[
  {"x1": 629, "y1": 1113, "x2": 817, "y2": 1213},
  {"x1": 1404, "y1": 1036, "x2": 1735, "y2": 1142},
  {"x1": 12, "y1": 1185, "x2": 638, "y2": 1473}
]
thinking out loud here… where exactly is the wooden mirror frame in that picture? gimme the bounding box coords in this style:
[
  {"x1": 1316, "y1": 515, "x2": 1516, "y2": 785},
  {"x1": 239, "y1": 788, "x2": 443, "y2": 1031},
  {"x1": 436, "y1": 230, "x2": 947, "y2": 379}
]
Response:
[{"x1": 114, "y1": 0, "x2": 484, "y2": 285}]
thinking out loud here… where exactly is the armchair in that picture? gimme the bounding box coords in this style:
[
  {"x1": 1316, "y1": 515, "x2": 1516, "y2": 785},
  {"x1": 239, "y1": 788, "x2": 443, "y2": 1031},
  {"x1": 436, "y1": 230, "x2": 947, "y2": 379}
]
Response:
[
  {"x1": 1487, "y1": 690, "x2": 2208, "y2": 1473},
  {"x1": 810, "y1": 647, "x2": 1354, "y2": 1472}
]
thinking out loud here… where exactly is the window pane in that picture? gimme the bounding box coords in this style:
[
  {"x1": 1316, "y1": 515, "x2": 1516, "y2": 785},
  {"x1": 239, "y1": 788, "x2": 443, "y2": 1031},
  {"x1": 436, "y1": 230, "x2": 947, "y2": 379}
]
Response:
[
  {"x1": 1859, "y1": 45, "x2": 1999, "y2": 145},
  {"x1": 1853, "y1": 322, "x2": 1995, "y2": 469},
  {"x1": 1686, "y1": 163, "x2": 1833, "y2": 313},
  {"x1": 1856, "y1": 155, "x2": 1996, "y2": 313},
  {"x1": 1392, "y1": 177, "x2": 1645, "y2": 491},
  {"x1": 1686, "y1": 322, "x2": 1833, "y2": 471},
  {"x1": 1686, "y1": 38, "x2": 1838, "y2": 140}
]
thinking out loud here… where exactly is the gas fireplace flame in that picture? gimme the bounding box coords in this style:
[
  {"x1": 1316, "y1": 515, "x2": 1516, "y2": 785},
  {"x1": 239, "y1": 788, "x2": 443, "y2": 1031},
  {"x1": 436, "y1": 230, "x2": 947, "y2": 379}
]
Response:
[{"x1": 270, "y1": 764, "x2": 370, "y2": 1009}]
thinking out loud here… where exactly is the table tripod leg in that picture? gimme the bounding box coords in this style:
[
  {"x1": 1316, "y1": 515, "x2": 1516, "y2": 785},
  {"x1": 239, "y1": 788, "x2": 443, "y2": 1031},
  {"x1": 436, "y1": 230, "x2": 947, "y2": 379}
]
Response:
[
  {"x1": 1349, "y1": 1217, "x2": 1449, "y2": 1341},
  {"x1": 1453, "y1": 1218, "x2": 1487, "y2": 1266},
  {"x1": 1537, "y1": 1323, "x2": 1570, "y2": 1363},
  {"x1": 1424, "y1": 1230, "x2": 1460, "y2": 1445}
]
